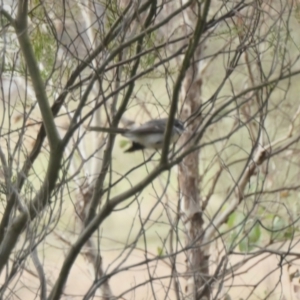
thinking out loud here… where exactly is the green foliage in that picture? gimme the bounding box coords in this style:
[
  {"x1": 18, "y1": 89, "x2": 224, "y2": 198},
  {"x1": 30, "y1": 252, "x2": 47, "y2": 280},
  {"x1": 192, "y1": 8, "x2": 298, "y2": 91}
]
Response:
[
  {"x1": 227, "y1": 212, "x2": 261, "y2": 253},
  {"x1": 226, "y1": 200, "x2": 299, "y2": 253},
  {"x1": 26, "y1": 4, "x2": 56, "y2": 80},
  {"x1": 238, "y1": 222, "x2": 261, "y2": 253},
  {"x1": 157, "y1": 246, "x2": 164, "y2": 256},
  {"x1": 30, "y1": 25, "x2": 56, "y2": 80},
  {"x1": 104, "y1": 0, "x2": 124, "y2": 29},
  {"x1": 270, "y1": 215, "x2": 295, "y2": 241}
]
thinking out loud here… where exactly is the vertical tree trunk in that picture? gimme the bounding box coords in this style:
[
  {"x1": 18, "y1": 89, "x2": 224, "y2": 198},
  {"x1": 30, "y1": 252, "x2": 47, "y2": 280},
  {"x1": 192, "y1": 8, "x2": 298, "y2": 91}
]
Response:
[{"x1": 179, "y1": 2, "x2": 209, "y2": 299}]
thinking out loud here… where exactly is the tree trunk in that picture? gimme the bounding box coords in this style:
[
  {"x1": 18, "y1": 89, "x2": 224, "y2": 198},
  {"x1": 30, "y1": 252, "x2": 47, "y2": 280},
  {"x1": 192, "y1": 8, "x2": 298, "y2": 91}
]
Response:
[{"x1": 179, "y1": 1, "x2": 210, "y2": 299}]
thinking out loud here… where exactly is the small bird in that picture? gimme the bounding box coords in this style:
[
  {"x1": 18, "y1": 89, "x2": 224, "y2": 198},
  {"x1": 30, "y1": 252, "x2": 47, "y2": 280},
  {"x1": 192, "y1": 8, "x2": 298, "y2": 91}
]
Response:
[{"x1": 87, "y1": 118, "x2": 185, "y2": 152}]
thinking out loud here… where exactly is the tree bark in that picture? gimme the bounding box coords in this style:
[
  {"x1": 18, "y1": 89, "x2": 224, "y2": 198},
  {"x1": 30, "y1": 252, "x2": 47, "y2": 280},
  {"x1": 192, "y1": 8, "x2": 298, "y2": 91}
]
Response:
[{"x1": 178, "y1": 1, "x2": 210, "y2": 299}]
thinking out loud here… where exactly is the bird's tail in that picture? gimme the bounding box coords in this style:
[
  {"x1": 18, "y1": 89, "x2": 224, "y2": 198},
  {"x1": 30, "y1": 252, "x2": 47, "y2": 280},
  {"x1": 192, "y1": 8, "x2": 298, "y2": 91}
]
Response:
[{"x1": 87, "y1": 126, "x2": 127, "y2": 134}]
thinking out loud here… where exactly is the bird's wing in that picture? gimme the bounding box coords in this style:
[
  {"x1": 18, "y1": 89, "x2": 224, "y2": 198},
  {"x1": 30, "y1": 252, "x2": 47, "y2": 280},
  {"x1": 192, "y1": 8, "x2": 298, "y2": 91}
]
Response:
[
  {"x1": 128, "y1": 119, "x2": 167, "y2": 134},
  {"x1": 128, "y1": 126, "x2": 162, "y2": 134}
]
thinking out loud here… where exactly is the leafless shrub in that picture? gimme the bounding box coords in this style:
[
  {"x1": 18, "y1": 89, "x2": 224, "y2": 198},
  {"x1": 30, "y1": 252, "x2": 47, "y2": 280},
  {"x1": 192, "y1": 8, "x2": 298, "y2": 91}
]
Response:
[{"x1": 1, "y1": 0, "x2": 300, "y2": 299}]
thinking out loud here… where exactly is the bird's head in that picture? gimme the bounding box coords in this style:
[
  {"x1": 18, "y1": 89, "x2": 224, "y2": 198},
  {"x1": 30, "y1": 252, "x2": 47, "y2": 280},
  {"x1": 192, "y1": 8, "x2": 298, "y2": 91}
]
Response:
[{"x1": 174, "y1": 119, "x2": 185, "y2": 135}]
